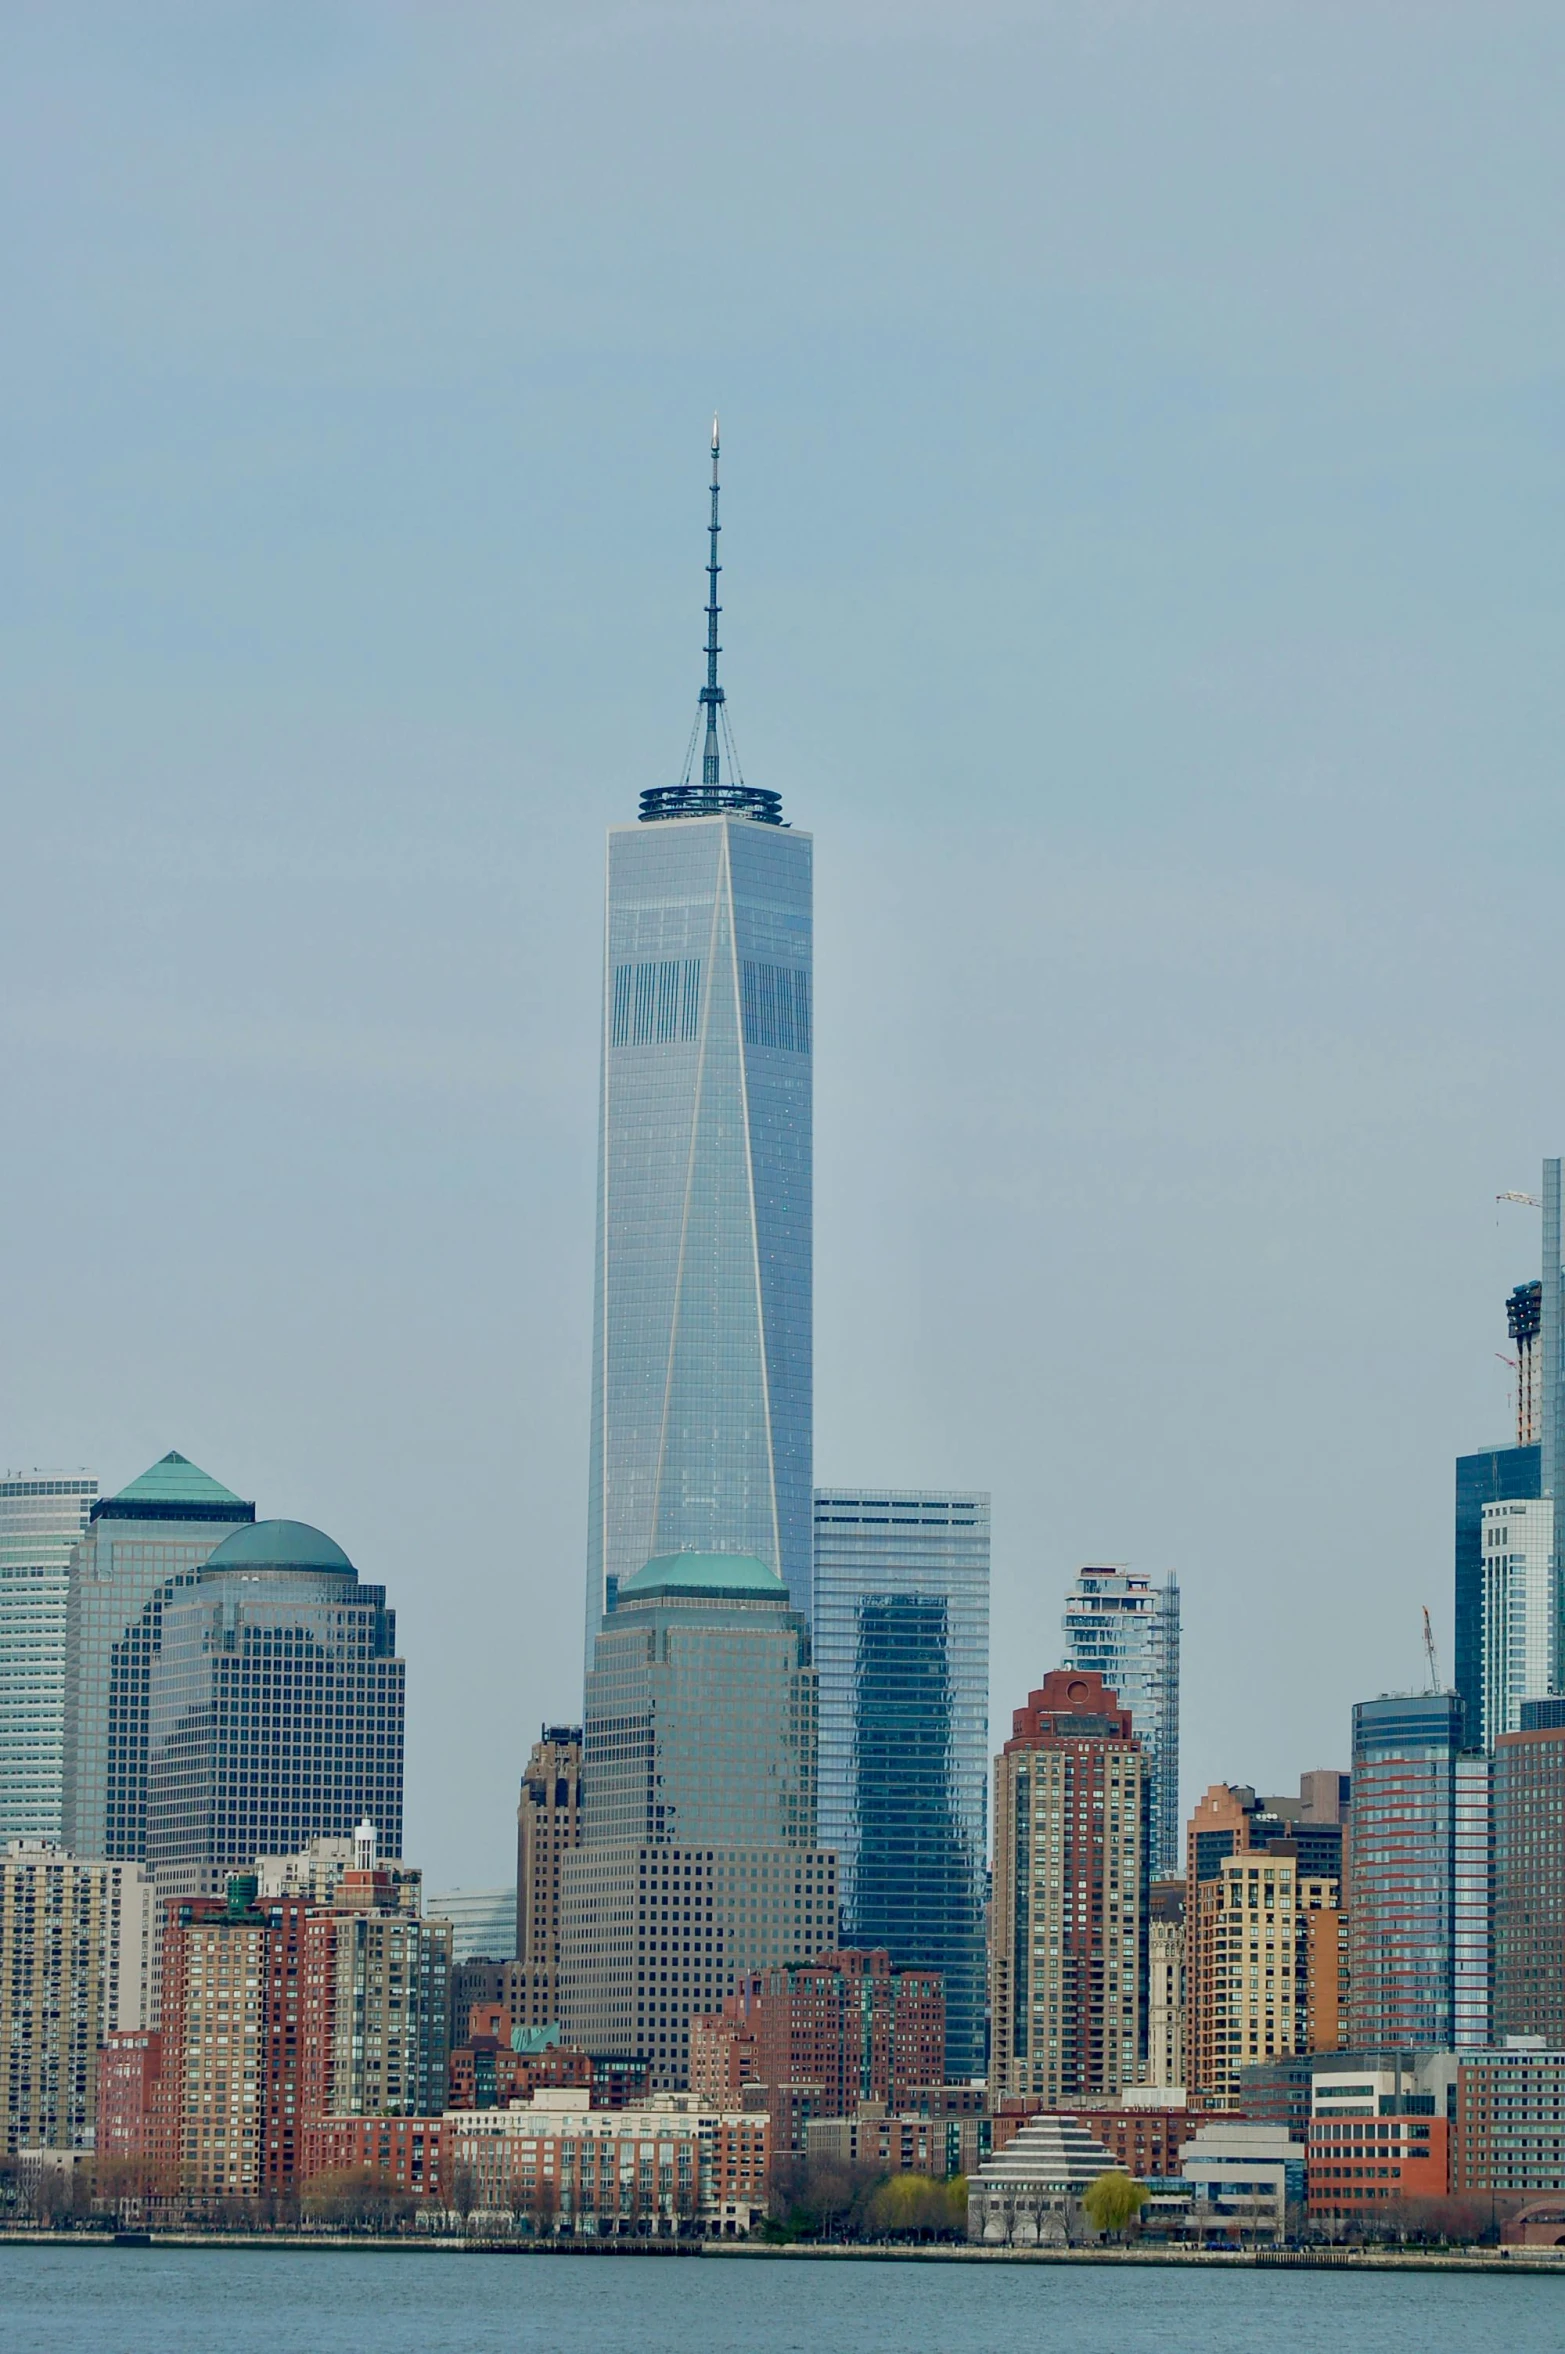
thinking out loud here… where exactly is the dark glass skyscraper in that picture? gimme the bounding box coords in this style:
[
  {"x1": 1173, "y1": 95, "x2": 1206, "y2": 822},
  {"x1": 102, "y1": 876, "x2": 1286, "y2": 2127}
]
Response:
[
  {"x1": 1456, "y1": 1445, "x2": 1541, "y2": 1752},
  {"x1": 585, "y1": 430, "x2": 811, "y2": 1651},
  {"x1": 1349, "y1": 1692, "x2": 1490, "y2": 2051},
  {"x1": 812, "y1": 1489, "x2": 989, "y2": 2081}
]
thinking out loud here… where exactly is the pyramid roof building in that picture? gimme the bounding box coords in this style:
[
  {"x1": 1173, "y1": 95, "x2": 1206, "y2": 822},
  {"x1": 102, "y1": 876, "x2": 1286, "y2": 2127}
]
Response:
[{"x1": 90, "y1": 1450, "x2": 254, "y2": 1526}]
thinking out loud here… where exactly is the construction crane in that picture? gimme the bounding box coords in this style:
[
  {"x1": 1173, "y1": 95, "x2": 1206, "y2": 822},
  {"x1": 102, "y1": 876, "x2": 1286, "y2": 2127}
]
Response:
[
  {"x1": 1422, "y1": 1606, "x2": 1442, "y2": 1695},
  {"x1": 1498, "y1": 1191, "x2": 1542, "y2": 1209}
]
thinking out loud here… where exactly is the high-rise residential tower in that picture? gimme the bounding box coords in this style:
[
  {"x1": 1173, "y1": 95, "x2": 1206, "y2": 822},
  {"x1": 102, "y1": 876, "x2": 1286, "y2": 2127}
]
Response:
[
  {"x1": 990, "y1": 1670, "x2": 1150, "y2": 2105},
  {"x1": 812, "y1": 1488, "x2": 988, "y2": 2081},
  {"x1": 561, "y1": 1551, "x2": 836, "y2": 2087},
  {"x1": 1454, "y1": 1171, "x2": 1562, "y2": 1752},
  {"x1": 586, "y1": 428, "x2": 812, "y2": 1651},
  {"x1": 144, "y1": 1518, "x2": 405, "y2": 1902},
  {"x1": 1493, "y1": 1702, "x2": 1565, "y2": 2045},
  {"x1": 1183, "y1": 1783, "x2": 1344, "y2": 2106},
  {"x1": 1482, "y1": 1496, "x2": 1556, "y2": 1741},
  {"x1": 0, "y1": 1470, "x2": 96, "y2": 1846},
  {"x1": 1059, "y1": 1564, "x2": 1180, "y2": 1877},
  {"x1": 0, "y1": 1842, "x2": 153, "y2": 2154},
  {"x1": 61, "y1": 1452, "x2": 255, "y2": 1862}
]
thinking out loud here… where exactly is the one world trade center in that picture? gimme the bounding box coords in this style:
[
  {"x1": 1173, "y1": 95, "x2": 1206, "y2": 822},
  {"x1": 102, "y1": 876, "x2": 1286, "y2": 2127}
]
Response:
[{"x1": 585, "y1": 426, "x2": 812, "y2": 1657}]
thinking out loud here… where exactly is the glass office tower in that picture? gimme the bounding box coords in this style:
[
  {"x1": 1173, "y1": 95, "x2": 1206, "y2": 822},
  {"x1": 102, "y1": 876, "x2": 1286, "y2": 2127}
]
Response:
[
  {"x1": 146, "y1": 1518, "x2": 404, "y2": 1903},
  {"x1": 812, "y1": 1489, "x2": 989, "y2": 2081},
  {"x1": 562, "y1": 1550, "x2": 836, "y2": 2086},
  {"x1": 1059, "y1": 1564, "x2": 1181, "y2": 1876},
  {"x1": 1349, "y1": 1692, "x2": 1490, "y2": 2050},
  {"x1": 62, "y1": 1452, "x2": 255, "y2": 1861},
  {"x1": 1456, "y1": 1444, "x2": 1541, "y2": 1752},
  {"x1": 585, "y1": 431, "x2": 813, "y2": 1653},
  {"x1": 0, "y1": 1469, "x2": 96, "y2": 1846},
  {"x1": 585, "y1": 804, "x2": 813, "y2": 1651}
]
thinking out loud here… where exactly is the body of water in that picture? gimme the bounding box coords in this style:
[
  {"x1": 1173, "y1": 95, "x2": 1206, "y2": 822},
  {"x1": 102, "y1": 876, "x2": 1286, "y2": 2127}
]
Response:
[{"x1": 3, "y1": 2246, "x2": 1564, "y2": 2354}]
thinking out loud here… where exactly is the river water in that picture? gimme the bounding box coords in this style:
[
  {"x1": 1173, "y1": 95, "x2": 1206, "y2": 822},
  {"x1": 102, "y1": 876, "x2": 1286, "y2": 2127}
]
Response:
[{"x1": 3, "y1": 2244, "x2": 1562, "y2": 2354}]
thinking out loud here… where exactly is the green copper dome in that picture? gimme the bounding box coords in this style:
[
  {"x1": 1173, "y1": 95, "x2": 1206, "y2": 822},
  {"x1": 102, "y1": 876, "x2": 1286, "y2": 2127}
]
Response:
[
  {"x1": 203, "y1": 1518, "x2": 354, "y2": 1575},
  {"x1": 616, "y1": 1551, "x2": 786, "y2": 1601}
]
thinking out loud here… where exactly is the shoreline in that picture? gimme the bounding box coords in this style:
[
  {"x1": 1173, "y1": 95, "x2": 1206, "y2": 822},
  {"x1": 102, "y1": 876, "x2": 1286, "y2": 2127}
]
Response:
[{"x1": 3, "y1": 2232, "x2": 1564, "y2": 2274}]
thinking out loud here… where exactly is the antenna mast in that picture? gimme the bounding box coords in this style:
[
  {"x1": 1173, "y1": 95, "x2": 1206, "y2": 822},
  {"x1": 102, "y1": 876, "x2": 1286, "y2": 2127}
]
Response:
[
  {"x1": 637, "y1": 422, "x2": 782, "y2": 826},
  {"x1": 701, "y1": 416, "x2": 724, "y2": 789}
]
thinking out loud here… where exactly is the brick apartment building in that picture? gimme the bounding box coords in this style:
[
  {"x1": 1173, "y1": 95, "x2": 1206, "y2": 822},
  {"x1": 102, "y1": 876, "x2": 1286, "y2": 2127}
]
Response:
[{"x1": 689, "y1": 1947, "x2": 943, "y2": 2153}]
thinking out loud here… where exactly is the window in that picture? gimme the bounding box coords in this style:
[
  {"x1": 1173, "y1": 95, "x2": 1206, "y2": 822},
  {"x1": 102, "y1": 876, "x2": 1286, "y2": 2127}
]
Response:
[{"x1": 612, "y1": 960, "x2": 702, "y2": 1047}]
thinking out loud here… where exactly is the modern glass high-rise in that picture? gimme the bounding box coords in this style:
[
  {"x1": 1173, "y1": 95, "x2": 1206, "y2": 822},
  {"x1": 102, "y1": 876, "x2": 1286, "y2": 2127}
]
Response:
[
  {"x1": 1481, "y1": 1496, "x2": 1557, "y2": 1742},
  {"x1": 562, "y1": 1549, "x2": 836, "y2": 2086},
  {"x1": 586, "y1": 427, "x2": 812, "y2": 1652},
  {"x1": 145, "y1": 1518, "x2": 405, "y2": 1902},
  {"x1": 1349, "y1": 1692, "x2": 1491, "y2": 2050},
  {"x1": 61, "y1": 1451, "x2": 255, "y2": 1861},
  {"x1": 812, "y1": 1489, "x2": 989, "y2": 2081},
  {"x1": 1456, "y1": 1444, "x2": 1541, "y2": 1752},
  {"x1": 0, "y1": 1469, "x2": 96, "y2": 1845},
  {"x1": 1059, "y1": 1564, "x2": 1180, "y2": 1876}
]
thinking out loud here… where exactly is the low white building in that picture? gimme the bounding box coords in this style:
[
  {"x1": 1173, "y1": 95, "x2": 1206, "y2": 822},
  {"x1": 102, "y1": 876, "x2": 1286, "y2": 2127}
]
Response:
[
  {"x1": 967, "y1": 2111, "x2": 1116, "y2": 2243},
  {"x1": 448, "y1": 2086, "x2": 768, "y2": 2232},
  {"x1": 1143, "y1": 2120, "x2": 1305, "y2": 2244}
]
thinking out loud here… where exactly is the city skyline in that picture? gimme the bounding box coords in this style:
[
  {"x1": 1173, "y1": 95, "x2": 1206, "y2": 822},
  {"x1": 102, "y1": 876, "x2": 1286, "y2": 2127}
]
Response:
[{"x1": 7, "y1": 12, "x2": 1561, "y2": 1902}]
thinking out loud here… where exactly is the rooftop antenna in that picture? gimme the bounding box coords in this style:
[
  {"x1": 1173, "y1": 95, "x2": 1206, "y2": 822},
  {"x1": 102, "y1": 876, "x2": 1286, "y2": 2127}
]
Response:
[
  {"x1": 701, "y1": 415, "x2": 724, "y2": 789},
  {"x1": 638, "y1": 423, "x2": 781, "y2": 826}
]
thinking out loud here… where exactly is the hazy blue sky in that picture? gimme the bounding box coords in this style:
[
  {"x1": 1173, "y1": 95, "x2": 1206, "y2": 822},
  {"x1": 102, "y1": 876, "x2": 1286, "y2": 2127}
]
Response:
[{"x1": 3, "y1": 4, "x2": 1562, "y2": 1888}]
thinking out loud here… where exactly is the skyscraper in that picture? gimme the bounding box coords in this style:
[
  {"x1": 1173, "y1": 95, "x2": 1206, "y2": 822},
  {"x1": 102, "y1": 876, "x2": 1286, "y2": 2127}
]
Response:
[
  {"x1": 1059, "y1": 1564, "x2": 1180, "y2": 1876},
  {"x1": 515, "y1": 1724, "x2": 582, "y2": 2026},
  {"x1": 145, "y1": 1518, "x2": 405, "y2": 1902},
  {"x1": 61, "y1": 1452, "x2": 255, "y2": 1862},
  {"x1": 812, "y1": 1488, "x2": 989, "y2": 2081},
  {"x1": 1493, "y1": 1703, "x2": 1565, "y2": 2046},
  {"x1": 1456, "y1": 1440, "x2": 1541, "y2": 1751},
  {"x1": 0, "y1": 1842, "x2": 153, "y2": 2155},
  {"x1": 1348, "y1": 1693, "x2": 1491, "y2": 2051},
  {"x1": 0, "y1": 1469, "x2": 96, "y2": 1846},
  {"x1": 1454, "y1": 1172, "x2": 1560, "y2": 1752},
  {"x1": 1183, "y1": 1783, "x2": 1344, "y2": 2106},
  {"x1": 586, "y1": 427, "x2": 812, "y2": 1651},
  {"x1": 561, "y1": 1550, "x2": 836, "y2": 2087},
  {"x1": 1481, "y1": 1496, "x2": 1556, "y2": 1741},
  {"x1": 990, "y1": 1670, "x2": 1150, "y2": 2105}
]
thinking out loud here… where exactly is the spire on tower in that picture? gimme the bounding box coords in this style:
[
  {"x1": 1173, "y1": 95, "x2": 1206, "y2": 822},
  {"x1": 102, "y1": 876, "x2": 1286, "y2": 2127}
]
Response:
[
  {"x1": 701, "y1": 416, "x2": 724, "y2": 788},
  {"x1": 639, "y1": 422, "x2": 783, "y2": 825}
]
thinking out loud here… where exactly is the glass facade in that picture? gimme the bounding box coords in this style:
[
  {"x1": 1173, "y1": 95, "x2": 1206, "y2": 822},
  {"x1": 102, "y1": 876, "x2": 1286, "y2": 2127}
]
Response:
[
  {"x1": 812, "y1": 1489, "x2": 989, "y2": 2080},
  {"x1": 145, "y1": 1520, "x2": 404, "y2": 1902},
  {"x1": 1481, "y1": 1496, "x2": 1556, "y2": 1742},
  {"x1": 0, "y1": 1471, "x2": 96, "y2": 1846},
  {"x1": 1059, "y1": 1563, "x2": 1181, "y2": 1876},
  {"x1": 1455, "y1": 1443, "x2": 1539, "y2": 1752},
  {"x1": 562, "y1": 1553, "x2": 834, "y2": 2086},
  {"x1": 1349, "y1": 1693, "x2": 1491, "y2": 2051},
  {"x1": 61, "y1": 1453, "x2": 255, "y2": 1860},
  {"x1": 586, "y1": 813, "x2": 812, "y2": 1653},
  {"x1": 424, "y1": 1886, "x2": 518, "y2": 1963}
]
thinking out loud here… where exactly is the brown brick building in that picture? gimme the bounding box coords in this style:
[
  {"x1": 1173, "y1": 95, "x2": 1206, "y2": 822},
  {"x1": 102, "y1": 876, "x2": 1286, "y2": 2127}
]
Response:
[
  {"x1": 690, "y1": 1948, "x2": 943, "y2": 2122},
  {"x1": 990, "y1": 1672, "x2": 1149, "y2": 2105},
  {"x1": 514, "y1": 1726, "x2": 582, "y2": 2029}
]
